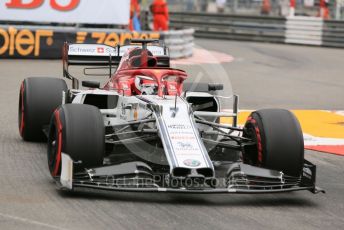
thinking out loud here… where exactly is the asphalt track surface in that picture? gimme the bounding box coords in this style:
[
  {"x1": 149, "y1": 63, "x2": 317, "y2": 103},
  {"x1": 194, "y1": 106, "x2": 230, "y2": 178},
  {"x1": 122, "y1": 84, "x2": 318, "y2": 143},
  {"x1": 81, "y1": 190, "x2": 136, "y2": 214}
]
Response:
[{"x1": 1, "y1": 39, "x2": 344, "y2": 230}]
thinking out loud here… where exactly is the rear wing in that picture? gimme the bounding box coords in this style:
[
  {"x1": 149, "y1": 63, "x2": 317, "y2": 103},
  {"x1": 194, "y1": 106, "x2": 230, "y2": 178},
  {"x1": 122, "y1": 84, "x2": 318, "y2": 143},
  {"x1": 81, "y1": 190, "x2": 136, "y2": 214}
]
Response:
[
  {"x1": 63, "y1": 43, "x2": 121, "y2": 66},
  {"x1": 62, "y1": 42, "x2": 170, "y2": 88}
]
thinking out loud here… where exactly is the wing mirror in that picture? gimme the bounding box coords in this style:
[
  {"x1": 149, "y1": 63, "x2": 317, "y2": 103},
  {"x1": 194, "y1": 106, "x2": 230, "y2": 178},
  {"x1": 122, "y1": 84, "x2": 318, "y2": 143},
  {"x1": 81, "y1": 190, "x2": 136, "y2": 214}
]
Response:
[
  {"x1": 82, "y1": 81, "x2": 100, "y2": 89},
  {"x1": 208, "y1": 83, "x2": 223, "y2": 91}
]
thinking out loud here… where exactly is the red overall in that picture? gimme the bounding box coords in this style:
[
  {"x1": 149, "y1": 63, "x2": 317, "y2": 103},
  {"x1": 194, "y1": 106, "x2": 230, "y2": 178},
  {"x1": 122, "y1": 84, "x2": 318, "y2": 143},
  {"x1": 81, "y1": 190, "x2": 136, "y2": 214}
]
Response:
[
  {"x1": 320, "y1": 0, "x2": 330, "y2": 19},
  {"x1": 151, "y1": 0, "x2": 169, "y2": 31}
]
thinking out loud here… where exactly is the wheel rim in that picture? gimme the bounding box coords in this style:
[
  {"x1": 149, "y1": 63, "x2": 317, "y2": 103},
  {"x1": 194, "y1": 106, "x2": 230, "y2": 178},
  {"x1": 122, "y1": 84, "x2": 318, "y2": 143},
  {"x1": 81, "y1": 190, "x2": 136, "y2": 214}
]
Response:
[
  {"x1": 243, "y1": 117, "x2": 263, "y2": 166},
  {"x1": 48, "y1": 123, "x2": 58, "y2": 176}
]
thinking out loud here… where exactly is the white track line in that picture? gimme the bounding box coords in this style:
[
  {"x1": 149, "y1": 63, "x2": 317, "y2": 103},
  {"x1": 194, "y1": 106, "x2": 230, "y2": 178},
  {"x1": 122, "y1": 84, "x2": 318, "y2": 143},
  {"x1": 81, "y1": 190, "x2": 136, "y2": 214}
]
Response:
[{"x1": 0, "y1": 212, "x2": 67, "y2": 230}]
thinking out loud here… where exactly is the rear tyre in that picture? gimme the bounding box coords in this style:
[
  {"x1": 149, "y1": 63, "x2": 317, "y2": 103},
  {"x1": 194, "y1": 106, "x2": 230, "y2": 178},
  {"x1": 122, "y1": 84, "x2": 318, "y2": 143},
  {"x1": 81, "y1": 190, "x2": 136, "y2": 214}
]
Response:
[
  {"x1": 18, "y1": 77, "x2": 68, "y2": 142},
  {"x1": 243, "y1": 109, "x2": 304, "y2": 177},
  {"x1": 47, "y1": 104, "x2": 105, "y2": 177}
]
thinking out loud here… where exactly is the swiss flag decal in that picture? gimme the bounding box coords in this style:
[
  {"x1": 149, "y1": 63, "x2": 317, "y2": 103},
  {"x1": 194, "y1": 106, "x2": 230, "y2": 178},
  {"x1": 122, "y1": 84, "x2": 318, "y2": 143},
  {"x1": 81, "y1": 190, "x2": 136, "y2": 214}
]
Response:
[{"x1": 97, "y1": 47, "x2": 104, "y2": 53}]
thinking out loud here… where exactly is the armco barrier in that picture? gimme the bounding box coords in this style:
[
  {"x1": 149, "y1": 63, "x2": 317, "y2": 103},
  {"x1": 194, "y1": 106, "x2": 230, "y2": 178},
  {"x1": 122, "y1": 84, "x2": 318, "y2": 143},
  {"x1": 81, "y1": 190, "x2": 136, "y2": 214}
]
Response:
[
  {"x1": 170, "y1": 12, "x2": 344, "y2": 48},
  {"x1": 285, "y1": 17, "x2": 323, "y2": 46},
  {"x1": 322, "y1": 20, "x2": 344, "y2": 48},
  {"x1": 170, "y1": 12, "x2": 286, "y2": 43},
  {"x1": 162, "y1": 28, "x2": 194, "y2": 59},
  {"x1": 0, "y1": 25, "x2": 194, "y2": 59}
]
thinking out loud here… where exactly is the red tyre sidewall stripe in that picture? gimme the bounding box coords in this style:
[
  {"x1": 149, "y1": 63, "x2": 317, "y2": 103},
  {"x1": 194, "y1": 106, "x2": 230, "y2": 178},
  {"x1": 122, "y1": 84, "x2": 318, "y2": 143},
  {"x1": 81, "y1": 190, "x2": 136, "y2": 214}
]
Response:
[
  {"x1": 246, "y1": 116, "x2": 263, "y2": 166},
  {"x1": 53, "y1": 109, "x2": 63, "y2": 176},
  {"x1": 19, "y1": 82, "x2": 25, "y2": 136}
]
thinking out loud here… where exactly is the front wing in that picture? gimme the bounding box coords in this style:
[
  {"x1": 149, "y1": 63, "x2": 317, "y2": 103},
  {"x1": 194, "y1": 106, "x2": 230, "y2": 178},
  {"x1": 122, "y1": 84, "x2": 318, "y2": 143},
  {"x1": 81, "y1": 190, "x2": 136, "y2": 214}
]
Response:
[{"x1": 57, "y1": 153, "x2": 324, "y2": 194}]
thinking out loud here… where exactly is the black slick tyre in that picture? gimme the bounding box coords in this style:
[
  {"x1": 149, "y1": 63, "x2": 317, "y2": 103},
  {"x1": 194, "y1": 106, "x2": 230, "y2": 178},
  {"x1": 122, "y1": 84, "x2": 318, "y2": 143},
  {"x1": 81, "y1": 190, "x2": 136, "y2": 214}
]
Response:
[
  {"x1": 47, "y1": 104, "x2": 104, "y2": 177},
  {"x1": 243, "y1": 109, "x2": 304, "y2": 177},
  {"x1": 18, "y1": 77, "x2": 68, "y2": 142}
]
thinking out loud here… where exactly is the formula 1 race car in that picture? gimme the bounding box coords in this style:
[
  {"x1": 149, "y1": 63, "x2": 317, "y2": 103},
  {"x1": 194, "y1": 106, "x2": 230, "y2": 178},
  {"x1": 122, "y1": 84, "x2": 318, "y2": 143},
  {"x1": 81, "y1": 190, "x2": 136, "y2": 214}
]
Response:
[{"x1": 18, "y1": 39, "x2": 323, "y2": 194}]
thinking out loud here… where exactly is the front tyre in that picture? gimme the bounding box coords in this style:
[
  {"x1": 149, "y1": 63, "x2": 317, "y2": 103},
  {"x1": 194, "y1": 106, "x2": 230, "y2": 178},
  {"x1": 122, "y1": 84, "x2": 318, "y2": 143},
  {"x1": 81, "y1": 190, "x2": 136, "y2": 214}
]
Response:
[
  {"x1": 243, "y1": 109, "x2": 304, "y2": 177},
  {"x1": 47, "y1": 104, "x2": 105, "y2": 177}
]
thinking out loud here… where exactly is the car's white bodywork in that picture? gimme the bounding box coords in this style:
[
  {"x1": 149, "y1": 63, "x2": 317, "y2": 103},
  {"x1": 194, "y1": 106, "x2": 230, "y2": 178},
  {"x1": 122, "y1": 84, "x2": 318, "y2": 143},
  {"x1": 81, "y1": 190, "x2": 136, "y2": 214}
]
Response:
[{"x1": 70, "y1": 88, "x2": 219, "y2": 173}]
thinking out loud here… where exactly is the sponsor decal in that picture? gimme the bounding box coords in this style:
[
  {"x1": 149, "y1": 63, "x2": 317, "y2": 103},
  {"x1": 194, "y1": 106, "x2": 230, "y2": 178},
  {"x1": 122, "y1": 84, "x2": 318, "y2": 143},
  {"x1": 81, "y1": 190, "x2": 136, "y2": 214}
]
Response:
[
  {"x1": 134, "y1": 108, "x2": 138, "y2": 121},
  {"x1": 167, "y1": 124, "x2": 192, "y2": 130},
  {"x1": 88, "y1": 31, "x2": 160, "y2": 47},
  {"x1": 169, "y1": 84, "x2": 176, "y2": 90},
  {"x1": 183, "y1": 159, "x2": 201, "y2": 167},
  {"x1": 169, "y1": 130, "x2": 194, "y2": 135},
  {"x1": 6, "y1": 0, "x2": 80, "y2": 11},
  {"x1": 303, "y1": 167, "x2": 312, "y2": 180},
  {"x1": 69, "y1": 46, "x2": 101, "y2": 55},
  {"x1": 176, "y1": 142, "x2": 193, "y2": 149},
  {"x1": 131, "y1": 104, "x2": 139, "y2": 121},
  {"x1": 170, "y1": 135, "x2": 196, "y2": 140},
  {"x1": 175, "y1": 142, "x2": 198, "y2": 151},
  {"x1": 0, "y1": 25, "x2": 161, "y2": 58},
  {"x1": 0, "y1": 26, "x2": 53, "y2": 56},
  {"x1": 121, "y1": 83, "x2": 129, "y2": 91},
  {"x1": 97, "y1": 47, "x2": 104, "y2": 53},
  {"x1": 1, "y1": 1, "x2": 130, "y2": 25},
  {"x1": 120, "y1": 45, "x2": 165, "y2": 56},
  {"x1": 68, "y1": 45, "x2": 117, "y2": 56}
]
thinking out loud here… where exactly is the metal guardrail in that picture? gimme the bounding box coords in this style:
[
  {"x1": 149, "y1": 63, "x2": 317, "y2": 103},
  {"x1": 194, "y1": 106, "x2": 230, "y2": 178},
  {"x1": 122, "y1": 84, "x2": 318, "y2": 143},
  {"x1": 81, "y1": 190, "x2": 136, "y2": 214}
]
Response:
[
  {"x1": 170, "y1": 12, "x2": 286, "y2": 43},
  {"x1": 170, "y1": 11, "x2": 344, "y2": 48},
  {"x1": 285, "y1": 16, "x2": 323, "y2": 45},
  {"x1": 162, "y1": 28, "x2": 194, "y2": 59},
  {"x1": 323, "y1": 20, "x2": 344, "y2": 47}
]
